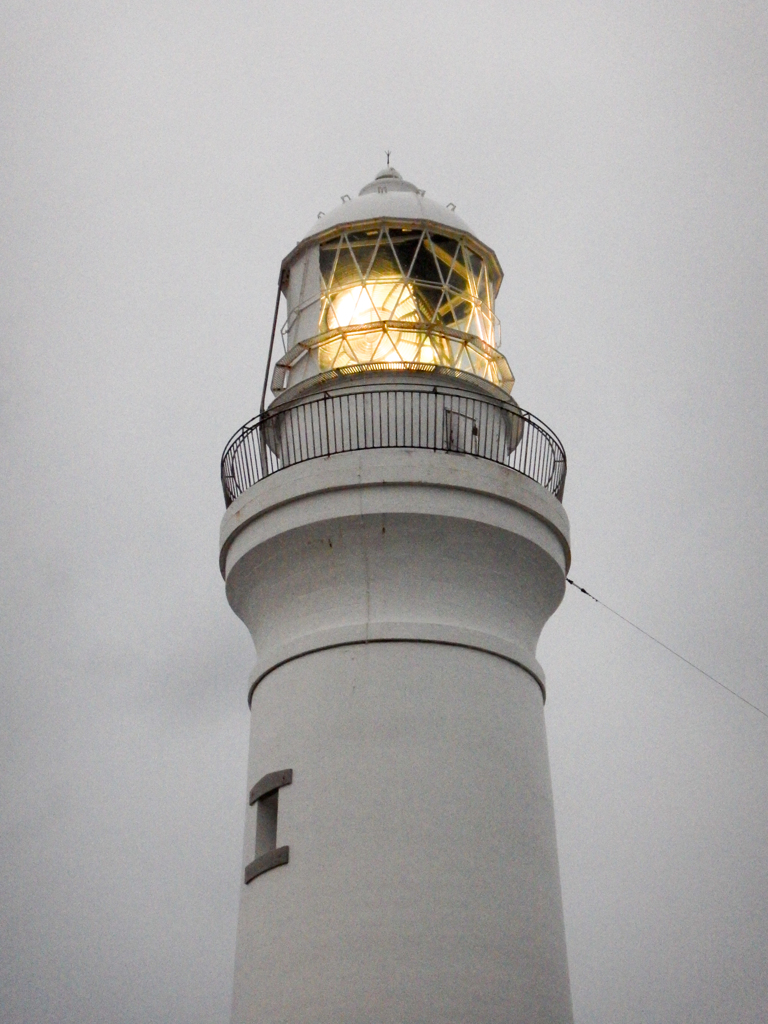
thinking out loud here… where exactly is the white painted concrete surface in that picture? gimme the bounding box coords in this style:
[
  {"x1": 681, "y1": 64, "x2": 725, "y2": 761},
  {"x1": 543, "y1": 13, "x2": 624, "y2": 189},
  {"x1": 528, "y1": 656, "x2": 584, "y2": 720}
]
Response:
[{"x1": 221, "y1": 445, "x2": 573, "y2": 1024}]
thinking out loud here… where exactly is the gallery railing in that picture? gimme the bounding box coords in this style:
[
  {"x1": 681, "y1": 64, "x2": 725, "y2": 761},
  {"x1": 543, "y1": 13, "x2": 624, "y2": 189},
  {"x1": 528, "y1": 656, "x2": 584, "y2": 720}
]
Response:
[{"x1": 221, "y1": 383, "x2": 566, "y2": 506}]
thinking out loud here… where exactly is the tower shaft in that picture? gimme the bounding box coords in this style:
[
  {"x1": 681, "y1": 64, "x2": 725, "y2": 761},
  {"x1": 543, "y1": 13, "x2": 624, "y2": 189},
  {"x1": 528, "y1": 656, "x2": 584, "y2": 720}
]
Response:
[{"x1": 221, "y1": 446, "x2": 573, "y2": 1024}]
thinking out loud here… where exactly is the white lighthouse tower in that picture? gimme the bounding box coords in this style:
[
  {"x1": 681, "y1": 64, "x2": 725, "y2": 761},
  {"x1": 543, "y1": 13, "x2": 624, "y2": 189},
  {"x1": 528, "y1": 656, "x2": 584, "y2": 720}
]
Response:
[{"x1": 219, "y1": 166, "x2": 573, "y2": 1024}]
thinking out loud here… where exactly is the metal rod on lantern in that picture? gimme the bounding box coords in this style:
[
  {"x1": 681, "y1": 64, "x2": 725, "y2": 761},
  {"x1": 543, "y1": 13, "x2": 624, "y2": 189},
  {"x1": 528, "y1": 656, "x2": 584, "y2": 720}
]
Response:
[{"x1": 260, "y1": 273, "x2": 285, "y2": 417}]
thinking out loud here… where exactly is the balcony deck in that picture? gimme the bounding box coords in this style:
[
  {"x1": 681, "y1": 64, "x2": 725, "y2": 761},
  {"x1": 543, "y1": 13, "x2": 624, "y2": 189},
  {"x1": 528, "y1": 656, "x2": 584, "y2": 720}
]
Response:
[{"x1": 221, "y1": 378, "x2": 566, "y2": 507}]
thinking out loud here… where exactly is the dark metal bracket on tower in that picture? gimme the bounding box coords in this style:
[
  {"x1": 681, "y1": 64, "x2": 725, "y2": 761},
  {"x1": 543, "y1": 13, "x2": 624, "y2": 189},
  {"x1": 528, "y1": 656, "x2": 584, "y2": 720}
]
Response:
[{"x1": 244, "y1": 769, "x2": 293, "y2": 884}]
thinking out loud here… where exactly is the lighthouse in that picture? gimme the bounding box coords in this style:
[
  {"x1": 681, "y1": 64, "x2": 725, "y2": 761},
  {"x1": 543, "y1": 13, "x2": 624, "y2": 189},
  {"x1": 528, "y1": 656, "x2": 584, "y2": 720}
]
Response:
[{"x1": 219, "y1": 166, "x2": 573, "y2": 1024}]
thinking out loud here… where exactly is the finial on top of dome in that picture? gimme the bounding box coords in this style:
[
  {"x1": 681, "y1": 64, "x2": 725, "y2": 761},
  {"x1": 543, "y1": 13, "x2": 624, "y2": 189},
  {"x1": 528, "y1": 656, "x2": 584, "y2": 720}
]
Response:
[{"x1": 360, "y1": 165, "x2": 417, "y2": 195}]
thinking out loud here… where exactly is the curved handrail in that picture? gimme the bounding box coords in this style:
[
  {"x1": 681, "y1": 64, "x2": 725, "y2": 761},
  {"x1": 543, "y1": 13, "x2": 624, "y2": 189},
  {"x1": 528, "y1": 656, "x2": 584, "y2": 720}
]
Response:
[{"x1": 221, "y1": 383, "x2": 566, "y2": 507}]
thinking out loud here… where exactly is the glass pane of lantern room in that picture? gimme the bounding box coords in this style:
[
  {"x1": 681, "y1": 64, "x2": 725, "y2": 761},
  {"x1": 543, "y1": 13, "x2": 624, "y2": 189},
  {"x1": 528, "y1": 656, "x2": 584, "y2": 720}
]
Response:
[
  {"x1": 413, "y1": 284, "x2": 444, "y2": 323},
  {"x1": 438, "y1": 292, "x2": 471, "y2": 329},
  {"x1": 345, "y1": 230, "x2": 380, "y2": 278},
  {"x1": 466, "y1": 249, "x2": 484, "y2": 283},
  {"x1": 427, "y1": 235, "x2": 461, "y2": 285},
  {"x1": 478, "y1": 265, "x2": 491, "y2": 307},
  {"x1": 409, "y1": 236, "x2": 444, "y2": 287},
  {"x1": 333, "y1": 239, "x2": 361, "y2": 286},
  {"x1": 319, "y1": 239, "x2": 341, "y2": 286},
  {"x1": 388, "y1": 231, "x2": 422, "y2": 277},
  {"x1": 368, "y1": 239, "x2": 400, "y2": 281},
  {"x1": 384, "y1": 281, "x2": 420, "y2": 321}
]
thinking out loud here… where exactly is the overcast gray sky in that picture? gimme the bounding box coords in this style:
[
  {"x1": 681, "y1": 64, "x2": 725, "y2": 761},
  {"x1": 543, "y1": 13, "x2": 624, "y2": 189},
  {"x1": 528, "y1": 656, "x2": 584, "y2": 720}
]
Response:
[{"x1": 1, "y1": 2, "x2": 767, "y2": 1022}]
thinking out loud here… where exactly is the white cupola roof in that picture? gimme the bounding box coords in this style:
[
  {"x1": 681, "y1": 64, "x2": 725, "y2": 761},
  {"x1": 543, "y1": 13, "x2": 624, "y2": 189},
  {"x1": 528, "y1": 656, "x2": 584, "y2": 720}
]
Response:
[{"x1": 301, "y1": 166, "x2": 473, "y2": 241}]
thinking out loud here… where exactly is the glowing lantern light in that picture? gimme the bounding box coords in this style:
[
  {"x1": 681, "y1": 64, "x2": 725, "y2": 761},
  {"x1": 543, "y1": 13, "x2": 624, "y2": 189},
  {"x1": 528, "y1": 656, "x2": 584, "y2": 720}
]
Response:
[{"x1": 272, "y1": 167, "x2": 515, "y2": 395}]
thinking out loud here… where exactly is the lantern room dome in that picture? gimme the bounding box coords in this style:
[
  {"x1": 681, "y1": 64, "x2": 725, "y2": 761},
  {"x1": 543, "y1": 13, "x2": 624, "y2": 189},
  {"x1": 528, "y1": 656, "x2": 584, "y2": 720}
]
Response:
[
  {"x1": 273, "y1": 166, "x2": 512, "y2": 400},
  {"x1": 301, "y1": 166, "x2": 474, "y2": 241}
]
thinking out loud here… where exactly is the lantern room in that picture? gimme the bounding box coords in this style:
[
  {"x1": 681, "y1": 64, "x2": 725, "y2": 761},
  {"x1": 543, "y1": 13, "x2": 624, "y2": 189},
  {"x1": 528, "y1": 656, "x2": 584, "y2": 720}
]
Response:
[
  {"x1": 271, "y1": 167, "x2": 515, "y2": 396},
  {"x1": 221, "y1": 166, "x2": 568, "y2": 508}
]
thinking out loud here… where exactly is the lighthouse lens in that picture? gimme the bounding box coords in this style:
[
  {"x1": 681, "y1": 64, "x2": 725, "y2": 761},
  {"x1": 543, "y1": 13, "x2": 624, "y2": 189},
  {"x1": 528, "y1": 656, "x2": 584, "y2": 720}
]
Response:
[
  {"x1": 274, "y1": 225, "x2": 514, "y2": 394},
  {"x1": 320, "y1": 228, "x2": 497, "y2": 346},
  {"x1": 326, "y1": 280, "x2": 420, "y2": 331}
]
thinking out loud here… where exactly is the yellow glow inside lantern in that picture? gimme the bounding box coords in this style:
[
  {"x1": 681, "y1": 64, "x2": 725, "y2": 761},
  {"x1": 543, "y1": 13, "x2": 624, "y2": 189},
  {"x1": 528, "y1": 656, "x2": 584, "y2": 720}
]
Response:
[
  {"x1": 284, "y1": 227, "x2": 515, "y2": 392},
  {"x1": 326, "y1": 279, "x2": 420, "y2": 331}
]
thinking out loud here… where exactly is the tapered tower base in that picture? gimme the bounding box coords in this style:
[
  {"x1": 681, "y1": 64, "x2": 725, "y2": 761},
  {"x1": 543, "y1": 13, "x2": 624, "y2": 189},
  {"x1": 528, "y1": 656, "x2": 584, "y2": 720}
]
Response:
[{"x1": 220, "y1": 444, "x2": 573, "y2": 1024}]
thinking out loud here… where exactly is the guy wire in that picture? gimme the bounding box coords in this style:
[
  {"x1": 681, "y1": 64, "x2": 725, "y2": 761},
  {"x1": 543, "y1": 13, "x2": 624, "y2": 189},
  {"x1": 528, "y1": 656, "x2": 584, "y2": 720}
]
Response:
[{"x1": 566, "y1": 578, "x2": 768, "y2": 722}]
